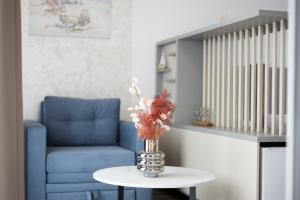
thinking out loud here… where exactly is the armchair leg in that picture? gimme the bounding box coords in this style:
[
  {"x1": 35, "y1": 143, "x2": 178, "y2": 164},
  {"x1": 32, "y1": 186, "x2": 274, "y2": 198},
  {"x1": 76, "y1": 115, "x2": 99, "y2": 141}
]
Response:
[{"x1": 86, "y1": 191, "x2": 92, "y2": 200}]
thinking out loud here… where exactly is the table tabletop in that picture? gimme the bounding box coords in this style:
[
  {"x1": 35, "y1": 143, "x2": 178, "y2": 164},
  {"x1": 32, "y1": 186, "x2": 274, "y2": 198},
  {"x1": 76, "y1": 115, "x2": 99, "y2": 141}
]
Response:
[{"x1": 93, "y1": 166, "x2": 215, "y2": 189}]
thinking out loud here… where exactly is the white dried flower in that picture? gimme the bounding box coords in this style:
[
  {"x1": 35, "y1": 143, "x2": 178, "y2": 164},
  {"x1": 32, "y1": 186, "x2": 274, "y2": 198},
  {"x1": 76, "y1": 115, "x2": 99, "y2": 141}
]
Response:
[
  {"x1": 161, "y1": 125, "x2": 170, "y2": 131},
  {"x1": 127, "y1": 107, "x2": 134, "y2": 111},
  {"x1": 130, "y1": 113, "x2": 137, "y2": 118},
  {"x1": 135, "y1": 105, "x2": 142, "y2": 111},
  {"x1": 135, "y1": 87, "x2": 141, "y2": 95},
  {"x1": 131, "y1": 77, "x2": 138, "y2": 87},
  {"x1": 135, "y1": 123, "x2": 141, "y2": 128},
  {"x1": 129, "y1": 87, "x2": 136, "y2": 95},
  {"x1": 140, "y1": 97, "x2": 152, "y2": 107},
  {"x1": 132, "y1": 117, "x2": 140, "y2": 123},
  {"x1": 156, "y1": 119, "x2": 163, "y2": 126},
  {"x1": 146, "y1": 99, "x2": 153, "y2": 107},
  {"x1": 139, "y1": 99, "x2": 146, "y2": 110}
]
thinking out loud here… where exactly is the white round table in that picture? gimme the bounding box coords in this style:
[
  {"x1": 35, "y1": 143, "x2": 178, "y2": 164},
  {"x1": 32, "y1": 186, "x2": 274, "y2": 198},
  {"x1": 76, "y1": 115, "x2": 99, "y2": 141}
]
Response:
[{"x1": 93, "y1": 166, "x2": 215, "y2": 200}]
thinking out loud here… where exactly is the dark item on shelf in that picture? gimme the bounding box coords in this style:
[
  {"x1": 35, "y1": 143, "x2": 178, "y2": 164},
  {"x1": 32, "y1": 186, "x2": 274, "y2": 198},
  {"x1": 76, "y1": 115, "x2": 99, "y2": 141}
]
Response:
[{"x1": 193, "y1": 121, "x2": 213, "y2": 127}]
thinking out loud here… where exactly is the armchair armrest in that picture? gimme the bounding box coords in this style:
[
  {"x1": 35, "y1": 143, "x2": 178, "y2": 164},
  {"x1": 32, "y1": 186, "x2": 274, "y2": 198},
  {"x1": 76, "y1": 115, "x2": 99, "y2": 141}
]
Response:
[
  {"x1": 24, "y1": 121, "x2": 47, "y2": 200},
  {"x1": 119, "y1": 121, "x2": 144, "y2": 153}
]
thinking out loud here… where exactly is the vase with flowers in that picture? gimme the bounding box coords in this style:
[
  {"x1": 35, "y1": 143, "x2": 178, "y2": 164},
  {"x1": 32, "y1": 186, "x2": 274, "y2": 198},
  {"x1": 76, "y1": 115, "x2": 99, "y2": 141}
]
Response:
[{"x1": 128, "y1": 78, "x2": 176, "y2": 178}]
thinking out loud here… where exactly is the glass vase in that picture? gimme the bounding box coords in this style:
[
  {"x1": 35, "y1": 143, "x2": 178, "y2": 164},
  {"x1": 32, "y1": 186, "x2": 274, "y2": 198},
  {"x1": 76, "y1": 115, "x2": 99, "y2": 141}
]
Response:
[{"x1": 137, "y1": 139, "x2": 165, "y2": 178}]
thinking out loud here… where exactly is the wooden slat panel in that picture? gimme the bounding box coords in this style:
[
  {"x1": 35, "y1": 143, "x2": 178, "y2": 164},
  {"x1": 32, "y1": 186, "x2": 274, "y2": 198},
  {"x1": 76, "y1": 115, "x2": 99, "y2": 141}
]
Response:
[
  {"x1": 238, "y1": 30, "x2": 244, "y2": 130},
  {"x1": 221, "y1": 34, "x2": 226, "y2": 128},
  {"x1": 207, "y1": 39, "x2": 212, "y2": 111},
  {"x1": 250, "y1": 27, "x2": 257, "y2": 132},
  {"x1": 244, "y1": 29, "x2": 250, "y2": 131},
  {"x1": 216, "y1": 36, "x2": 221, "y2": 127},
  {"x1": 279, "y1": 20, "x2": 285, "y2": 135},
  {"x1": 264, "y1": 24, "x2": 270, "y2": 134},
  {"x1": 211, "y1": 37, "x2": 216, "y2": 124},
  {"x1": 202, "y1": 40, "x2": 207, "y2": 108},
  {"x1": 226, "y1": 33, "x2": 232, "y2": 128},
  {"x1": 256, "y1": 25, "x2": 263, "y2": 133},
  {"x1": 199, "y1": 21, "x2": 286, "y2": 135},
  {"x1": 271, "y1": 22, "x2": 277, "y2": 134},
  {"x1": 232, "y1": 32, "x2": 238, "y2": 129}
]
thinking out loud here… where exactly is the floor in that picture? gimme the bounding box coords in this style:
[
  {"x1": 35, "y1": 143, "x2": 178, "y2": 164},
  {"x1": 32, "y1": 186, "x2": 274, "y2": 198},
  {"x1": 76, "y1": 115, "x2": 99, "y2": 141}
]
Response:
[{"x1": 153, "y1": 189, "x2": 189, "y2": 200}]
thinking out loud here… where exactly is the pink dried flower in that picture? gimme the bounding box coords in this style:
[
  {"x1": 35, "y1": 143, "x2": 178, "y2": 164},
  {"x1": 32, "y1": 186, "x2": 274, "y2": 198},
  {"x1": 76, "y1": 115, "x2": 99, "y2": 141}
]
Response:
[{"x1": 128, "y1": 78, "x2": 176, "y2": 140}]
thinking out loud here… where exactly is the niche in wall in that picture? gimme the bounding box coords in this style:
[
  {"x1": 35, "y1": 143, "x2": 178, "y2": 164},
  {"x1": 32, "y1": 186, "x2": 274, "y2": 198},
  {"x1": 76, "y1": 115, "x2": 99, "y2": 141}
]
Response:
[{"x1": 155, "y1": 10, "x2": 288, "y2": 136}]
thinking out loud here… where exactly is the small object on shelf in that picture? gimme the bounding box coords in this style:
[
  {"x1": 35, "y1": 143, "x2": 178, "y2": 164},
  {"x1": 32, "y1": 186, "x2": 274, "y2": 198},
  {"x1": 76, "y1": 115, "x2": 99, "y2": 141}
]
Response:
[
  {"x1": 193, "y1": 120, "x2": 213, "y2": 127},
  {"x1": 157, "y1": 68, "x2": 171, "y2": 73},
  {"x1": 158, "y1": 47, "x2": 168, "y2": 70},
  {"x1": 194, "y1": 108, "x2": 213, "y2": 127},
  {"x1": 166, "y1": 52, "x2": 176, "y2": 57}
]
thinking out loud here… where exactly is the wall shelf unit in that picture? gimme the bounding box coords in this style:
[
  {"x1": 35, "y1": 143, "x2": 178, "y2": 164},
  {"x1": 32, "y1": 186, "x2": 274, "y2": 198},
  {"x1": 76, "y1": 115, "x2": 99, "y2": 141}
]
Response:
[
  {"x1": 158, "y1": 10, "x2": 288, "y2": 200},
  {"x1": 155, "y1": 10, "x2": 288, "y2": 140}
]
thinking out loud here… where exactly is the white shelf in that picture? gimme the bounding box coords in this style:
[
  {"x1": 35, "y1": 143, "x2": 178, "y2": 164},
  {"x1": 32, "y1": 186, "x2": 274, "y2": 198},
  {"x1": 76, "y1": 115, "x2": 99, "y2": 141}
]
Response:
[
  {"x1": 157, "y1": 10, "x2": 287, "y2": 45},
  {"x1": 165, "y1": 79, "x2": 176, "y2": 83}
]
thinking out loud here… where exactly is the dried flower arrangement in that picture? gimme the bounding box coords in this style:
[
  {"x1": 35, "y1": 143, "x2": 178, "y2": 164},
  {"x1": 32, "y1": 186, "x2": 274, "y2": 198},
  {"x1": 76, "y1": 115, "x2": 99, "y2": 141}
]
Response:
[{"x1": 128, "y1": 78, "x2": 176, "y2": 140}]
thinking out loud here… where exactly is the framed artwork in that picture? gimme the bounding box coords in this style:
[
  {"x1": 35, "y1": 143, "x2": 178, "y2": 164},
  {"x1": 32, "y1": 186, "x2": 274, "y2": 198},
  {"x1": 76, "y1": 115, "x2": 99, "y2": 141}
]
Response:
[{"x1": 29, "y1": 0, "x2": 112, "y2": 38}]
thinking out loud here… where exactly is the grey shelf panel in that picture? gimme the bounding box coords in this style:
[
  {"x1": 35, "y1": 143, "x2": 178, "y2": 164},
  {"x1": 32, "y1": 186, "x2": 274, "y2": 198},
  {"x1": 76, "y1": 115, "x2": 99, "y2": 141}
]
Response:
[
  {"x1": 157, "y1": 10, "x2": 287, "y2": 45},
  {"x1": 173, "y1": 124, "x2": 286, "y2": 143}
]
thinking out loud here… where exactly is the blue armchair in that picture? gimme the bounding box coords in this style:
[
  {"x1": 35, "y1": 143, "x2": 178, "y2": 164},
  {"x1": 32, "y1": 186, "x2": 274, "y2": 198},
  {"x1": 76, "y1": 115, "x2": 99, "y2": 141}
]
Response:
[{"x1": 24, "y1": 96, "x2": 152, "y2": 200}]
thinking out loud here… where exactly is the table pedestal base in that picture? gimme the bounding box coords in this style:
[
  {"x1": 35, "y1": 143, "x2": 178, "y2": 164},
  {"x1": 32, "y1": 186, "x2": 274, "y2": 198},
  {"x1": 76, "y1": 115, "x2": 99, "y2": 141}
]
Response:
[
  {"x1": 118, "y1": 186, "x2": 124, "y2": 200},
  {"x1": 189, "y1": 186, "x2": 196, "y2": 200},
  {"x1": 117, "y1": 186, "x2": 197, "y2": 200}
]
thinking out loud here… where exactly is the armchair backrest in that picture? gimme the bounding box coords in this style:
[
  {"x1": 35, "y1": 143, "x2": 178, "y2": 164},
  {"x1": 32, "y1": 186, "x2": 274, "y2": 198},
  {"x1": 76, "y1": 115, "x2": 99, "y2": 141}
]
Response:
[{"x1": 43, "y1": 96, "x2": 120, "y2": 146}]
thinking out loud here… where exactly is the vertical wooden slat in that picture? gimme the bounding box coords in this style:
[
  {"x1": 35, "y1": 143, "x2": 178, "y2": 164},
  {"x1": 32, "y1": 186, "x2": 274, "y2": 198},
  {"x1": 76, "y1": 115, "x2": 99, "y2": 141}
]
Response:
[
  {"x1": 250, "y1": 27, "x2": 257, "y2": 132},
  {"x1": 216, "y1": 36, "x2": 221, "y2": 127},
  {"x1": 221, "y1": 34, "x2": 226, "y2": 128},
  {"x1": 211, "y1": 37, "x2": 216, "y2": 124},
  {"x1": 226, "y1": 33, "x2": 232, "y2": 128},
  {"x1": 264, "y1": 24, "x2": 270, "y2": 134},
  {"x1": 202, "y1": 40, "x2": 207, "y2": 108},
  {"x1": 279, "y1": 20, "x2": 286, "y2": 135},
  {"x1": 244, "y1": 29, "x2": 250, "y2": 131},
  {"x1": 232, "y1": 32, "x2": 238, "y2": 129},
  {"x1": 256, "y1": 25, "x2": 263, "y2": 133},
  {"x1": 238, "y1": 30, "x2": 244, "y2": 130},
  {"x1": 207, "y1": 38, "x2": 212, "y2": 112},
  {"x1": 271, "y1": 22, "x2": 277, "y2": 134}
]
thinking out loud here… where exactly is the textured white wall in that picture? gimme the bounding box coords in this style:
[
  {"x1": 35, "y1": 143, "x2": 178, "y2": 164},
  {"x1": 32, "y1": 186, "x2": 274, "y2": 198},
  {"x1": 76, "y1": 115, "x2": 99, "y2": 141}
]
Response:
[
  {"x1": 22, "y1": 0, "x2": 287, "y2": 120},
  {"x1": 132, "y1": 0, "x2": 288, "y2": 98},
  {"x1": 21, "y1": 0, "x2": 132, "y2": 120}
]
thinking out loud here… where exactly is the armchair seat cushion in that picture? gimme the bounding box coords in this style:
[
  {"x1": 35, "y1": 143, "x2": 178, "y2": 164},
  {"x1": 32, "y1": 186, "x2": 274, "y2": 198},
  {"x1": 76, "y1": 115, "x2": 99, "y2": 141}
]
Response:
[
  {"x1": 47, "y1": 146, "x2": 135, "y2": 175},
  {"x1": 46, "y1": 190, "x2": 135, "y2": 200},
  {"x1": 47, "y1": 173, "x2": 95, "y2": 184}
]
